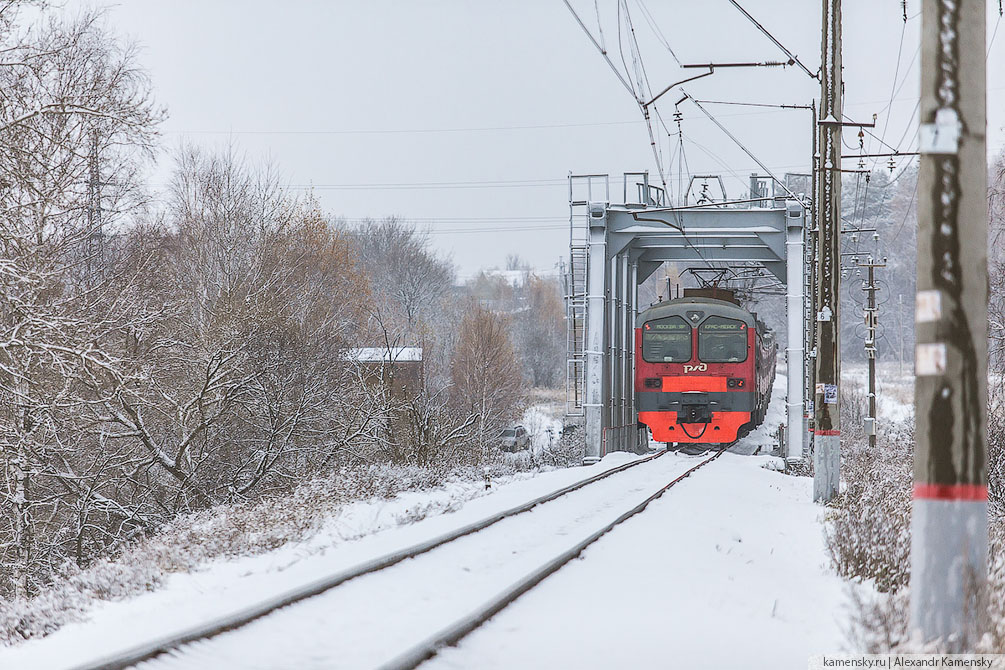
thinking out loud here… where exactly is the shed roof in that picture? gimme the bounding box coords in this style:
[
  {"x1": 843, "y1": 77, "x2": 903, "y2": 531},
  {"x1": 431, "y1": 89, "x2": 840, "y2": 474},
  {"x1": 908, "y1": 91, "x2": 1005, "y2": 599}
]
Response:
[{"x1": 344, "y1": 347, "x2": 423, "y2": 363}]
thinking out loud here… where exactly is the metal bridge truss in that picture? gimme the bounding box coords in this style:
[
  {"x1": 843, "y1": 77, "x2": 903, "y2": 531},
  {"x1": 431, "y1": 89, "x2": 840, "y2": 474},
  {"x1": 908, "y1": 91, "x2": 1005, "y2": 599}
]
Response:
[{"x1": 565, "y1": 173, "x2": 808, "y2": 464}]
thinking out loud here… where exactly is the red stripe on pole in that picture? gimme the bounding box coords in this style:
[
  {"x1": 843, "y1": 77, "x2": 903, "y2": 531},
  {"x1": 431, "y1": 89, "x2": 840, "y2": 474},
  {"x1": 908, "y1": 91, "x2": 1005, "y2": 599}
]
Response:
[
  {"x1": 814, "y1": 429, "x2": 841, "y2": 436},
  {"x1": 913, "y1": 483, "x2": 988, "y2": 501}
]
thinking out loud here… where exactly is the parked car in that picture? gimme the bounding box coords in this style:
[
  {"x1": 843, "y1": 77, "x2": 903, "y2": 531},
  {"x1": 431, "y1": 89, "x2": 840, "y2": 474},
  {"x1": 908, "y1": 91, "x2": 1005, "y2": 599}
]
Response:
[{"x1": 499, "y1": 425, "x2": 530, "y2": 452}]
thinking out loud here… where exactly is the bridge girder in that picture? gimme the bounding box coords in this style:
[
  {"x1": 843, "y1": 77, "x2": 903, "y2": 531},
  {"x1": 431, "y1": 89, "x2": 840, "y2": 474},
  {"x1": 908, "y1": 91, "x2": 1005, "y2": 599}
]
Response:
[{"x1": 579, "y1": 200, "x2": 806, "y2": 465}]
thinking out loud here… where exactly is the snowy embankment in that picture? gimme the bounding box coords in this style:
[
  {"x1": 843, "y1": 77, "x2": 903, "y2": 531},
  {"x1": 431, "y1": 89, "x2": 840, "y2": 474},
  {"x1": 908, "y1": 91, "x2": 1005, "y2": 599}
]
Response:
[
  {"x1": 0, "y1": 451, "x2": 647, "y2": 670},
  {"x1": 1, "y1": 376, "x2": 853, "y2": 669}
]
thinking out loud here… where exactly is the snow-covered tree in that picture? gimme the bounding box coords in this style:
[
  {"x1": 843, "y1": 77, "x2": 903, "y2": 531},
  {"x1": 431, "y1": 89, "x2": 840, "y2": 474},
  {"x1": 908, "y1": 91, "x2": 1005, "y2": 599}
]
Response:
[{"x1": 0, "y1": 9, "x2": 162, "y2": 599}]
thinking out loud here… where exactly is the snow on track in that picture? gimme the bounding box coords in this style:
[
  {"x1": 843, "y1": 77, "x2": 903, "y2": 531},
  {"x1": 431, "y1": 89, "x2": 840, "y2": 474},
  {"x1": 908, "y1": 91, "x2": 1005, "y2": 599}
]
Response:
[
  {"x1": 428, "y1": 453, "x2": 848, "y2": 670},
  {"x1": 128, "y1": 452, "x2": 714, "y2": 670}
]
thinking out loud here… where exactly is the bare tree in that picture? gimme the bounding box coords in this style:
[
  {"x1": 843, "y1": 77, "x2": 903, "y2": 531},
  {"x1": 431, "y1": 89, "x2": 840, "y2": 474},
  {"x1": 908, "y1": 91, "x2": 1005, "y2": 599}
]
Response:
[
  {"x1": 352, "y1": 218, "x2": 453, "y2": 331},
  {"x1": 450, "y1": 305, "x2": 525, "y2": 454},
  {"x1": 0, "y1": 9, "x2": 162, "y2": 598},
  {"x1": 513, "y1": 275, "x2": 565, "y2": 388},
  {"x1": 83, "y1": 147, "x2": 374, "y2": 506}
]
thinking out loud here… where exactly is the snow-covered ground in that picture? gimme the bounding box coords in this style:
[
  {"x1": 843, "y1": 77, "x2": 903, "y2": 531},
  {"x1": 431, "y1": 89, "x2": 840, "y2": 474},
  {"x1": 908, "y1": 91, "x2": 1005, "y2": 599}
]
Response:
[
  {"x1": 0, "y1": 454, "x2": 652, "y2": 670},
  {"x1": 430, "y1": 453, "x2": 848, "y2": 670},
  {"x1": 1, "y1": 371, "x2": 853, "y2": 669},
  {"x1": 133, "y1": 452, "x2": 730, "y2": 670},
  {"x1": 843, "y1": 362, "x2": 915, "y2": 424},
  {"x1": 521, "y1": 404, "x2": 564, "y2": 454}
]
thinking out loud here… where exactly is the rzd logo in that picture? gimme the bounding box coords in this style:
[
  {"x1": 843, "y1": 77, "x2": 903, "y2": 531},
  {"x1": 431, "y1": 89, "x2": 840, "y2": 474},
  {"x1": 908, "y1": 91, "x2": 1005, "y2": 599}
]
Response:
[{"x1": 683, "y1": 363, "x2": 707, "y2": 374}]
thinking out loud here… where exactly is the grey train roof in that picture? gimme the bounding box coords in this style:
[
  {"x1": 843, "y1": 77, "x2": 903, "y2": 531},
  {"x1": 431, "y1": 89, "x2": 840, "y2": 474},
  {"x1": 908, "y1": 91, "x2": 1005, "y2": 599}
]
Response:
[{"x1": 635, "y1": 297, "x2": 756, "y2": 329}]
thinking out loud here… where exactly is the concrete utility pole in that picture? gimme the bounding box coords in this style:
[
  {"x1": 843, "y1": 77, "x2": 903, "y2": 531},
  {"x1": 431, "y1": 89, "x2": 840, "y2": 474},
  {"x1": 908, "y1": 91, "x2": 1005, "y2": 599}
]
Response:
[
  {"x1": 813, "y1": 0, "x2": 842, "y2": 502},
  {"x1": 859, "y1": 257, "x2": 885, "y2": 449},
  {"x1": 910, "y1": 0, "x2": 988, "y2": 648}
]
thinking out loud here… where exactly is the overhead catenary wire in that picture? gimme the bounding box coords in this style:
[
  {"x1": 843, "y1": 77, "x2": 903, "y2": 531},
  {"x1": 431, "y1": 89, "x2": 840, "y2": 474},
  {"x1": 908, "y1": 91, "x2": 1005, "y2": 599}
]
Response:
[
  {"x1": 989, "y1": 0, "x2": 1003, "y2": 57},
  {"x1": 620, "y1": 0, "x2": 670, "y2": 190},
  {"x1": 563, "y1": 0, "x2": 670, "y2": 192},
  {"x1": 634, "y1": 0, "x2": 682, "y2": 65},
  {"x1": 726, "y1": 0, "x2": 818, "y2": 79},
  {"x1": 681, "y1": 93, "x2": 802, "y2": 203},
  {"x1": 561, "y1": 0, "x2": 640, "y2": 101}
]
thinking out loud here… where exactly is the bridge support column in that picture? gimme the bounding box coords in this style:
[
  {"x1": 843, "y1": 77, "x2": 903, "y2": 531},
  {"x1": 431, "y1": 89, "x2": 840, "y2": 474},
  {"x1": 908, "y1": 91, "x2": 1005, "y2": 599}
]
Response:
[
  {"x1": 608, "y1": 254, "x2": 620, "y2": 455},
  {"x1": 584, "y1": 203, "x2": 608, "y2": 464},
  {"x1": 785, "y1": 201, "x2": 805, "y2": 462}
]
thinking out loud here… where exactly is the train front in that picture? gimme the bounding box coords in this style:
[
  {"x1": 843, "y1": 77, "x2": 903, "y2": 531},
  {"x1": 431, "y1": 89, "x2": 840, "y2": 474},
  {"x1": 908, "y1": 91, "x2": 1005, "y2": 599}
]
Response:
[{"x1": 635, "y1": 297, "x2": 757, "y2": 445}]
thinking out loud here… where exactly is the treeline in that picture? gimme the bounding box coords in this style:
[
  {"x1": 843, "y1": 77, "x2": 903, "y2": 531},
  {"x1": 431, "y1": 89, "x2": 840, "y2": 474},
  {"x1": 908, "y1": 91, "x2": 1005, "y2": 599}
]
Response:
[
  {"x1": 0, "y1": 9, "x2": 565, "y2": 600},
  {"x1": 836, "y1": 166, "x2": 919, "y2": 364}
]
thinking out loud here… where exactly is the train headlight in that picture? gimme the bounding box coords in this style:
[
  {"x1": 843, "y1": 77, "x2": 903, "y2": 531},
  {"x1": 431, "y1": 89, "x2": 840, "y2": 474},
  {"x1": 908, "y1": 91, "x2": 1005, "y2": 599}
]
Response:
[
  {"x1": 727, "y1": 378, "x2": 745, "y2": 388},
  {"x1": 644, "y1": 378, "x2": 661, "y2": 389}
]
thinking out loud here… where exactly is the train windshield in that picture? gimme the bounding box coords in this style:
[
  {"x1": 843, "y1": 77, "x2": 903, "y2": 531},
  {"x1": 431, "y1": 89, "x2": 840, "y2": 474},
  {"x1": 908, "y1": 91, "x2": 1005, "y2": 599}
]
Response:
[
  {"x1": 642, "y1": 316, "x2": 691, "y2": 362},
  {"x1": 698, "y1": 316, "x2": 748, "y2": 363}
]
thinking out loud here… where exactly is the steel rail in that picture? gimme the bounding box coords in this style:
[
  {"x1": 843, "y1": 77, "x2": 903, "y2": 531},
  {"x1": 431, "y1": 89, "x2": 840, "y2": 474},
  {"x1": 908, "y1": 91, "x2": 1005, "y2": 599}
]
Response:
[
  {"x1": 69, "y1": 450, "x2": 668, "y2": 670},
  {"x1": 379, "y1": 447, "x2": 727, "y2": 670}
]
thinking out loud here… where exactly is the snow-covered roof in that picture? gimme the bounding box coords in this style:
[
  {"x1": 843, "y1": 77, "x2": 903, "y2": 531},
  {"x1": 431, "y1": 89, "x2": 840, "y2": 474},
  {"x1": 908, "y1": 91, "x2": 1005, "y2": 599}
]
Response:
[{"x1": 344, "y1": 347, "x2": 423, "y2": 363}]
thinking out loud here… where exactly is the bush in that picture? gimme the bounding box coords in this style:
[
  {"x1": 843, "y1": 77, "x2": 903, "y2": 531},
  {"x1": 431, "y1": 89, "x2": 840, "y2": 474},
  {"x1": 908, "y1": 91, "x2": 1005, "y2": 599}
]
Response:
[{"x1": 825, "y1": 420, "x2": 913, "y2": 594}]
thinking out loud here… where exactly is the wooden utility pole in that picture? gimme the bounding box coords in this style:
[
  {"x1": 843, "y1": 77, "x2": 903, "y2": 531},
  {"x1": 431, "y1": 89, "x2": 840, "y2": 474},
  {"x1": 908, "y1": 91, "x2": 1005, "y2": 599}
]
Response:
[
  {"x1": 859, "y1": 257, "x2": 885, "y2": 449},
  {"x1": 910, "y1": 0, "x2": 988, "y2": 648},
  {"x1": 813, "y1": 0, "x2": 842, "y2": 502}
]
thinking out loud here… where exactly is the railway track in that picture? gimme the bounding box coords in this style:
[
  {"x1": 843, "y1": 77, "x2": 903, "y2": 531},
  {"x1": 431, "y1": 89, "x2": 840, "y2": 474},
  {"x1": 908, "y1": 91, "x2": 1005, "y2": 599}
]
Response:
[
  {"x1": 72, "y1": 447, "x2": 724, "y2": 670},
  {"x1": 380, "y1": 446, "x2": 726, "y2": 670}
]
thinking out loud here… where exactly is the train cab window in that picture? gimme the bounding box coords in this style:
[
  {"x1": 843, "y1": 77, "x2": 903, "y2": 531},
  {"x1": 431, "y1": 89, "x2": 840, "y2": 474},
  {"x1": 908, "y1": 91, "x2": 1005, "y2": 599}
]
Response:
[
  {"x1": 642, "y1": 316, "x2": 691, "y2": 363},
  {"x1": 698, "y1": 316, "x2": 748, "y2": 363}
]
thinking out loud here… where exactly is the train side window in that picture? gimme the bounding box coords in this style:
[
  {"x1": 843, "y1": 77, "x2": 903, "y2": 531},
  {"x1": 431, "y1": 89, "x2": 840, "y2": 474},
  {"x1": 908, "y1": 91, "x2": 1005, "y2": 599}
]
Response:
[
  {"x1": 698, "y1": 316, "x2": 748, "y2": 363},
  {"x1": 642, "y1": 316, "x2": 691, "y2": 363}
]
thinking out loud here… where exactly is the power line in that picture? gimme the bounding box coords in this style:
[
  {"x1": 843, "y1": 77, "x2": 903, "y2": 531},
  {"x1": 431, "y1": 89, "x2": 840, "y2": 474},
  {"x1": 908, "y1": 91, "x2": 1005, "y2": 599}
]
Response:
[
  {"x1": 161, "y1": 119, "x2": 645, "y2": 136},
  {"x1": 341, "y1": 215, "x2": 567, "y2": 222},
  {"x1": 158, "y1": 89, "x2": 959, "y2": 138},
  {"x1": 284, "y1": 178, "x2": 568, "y2": 190}
]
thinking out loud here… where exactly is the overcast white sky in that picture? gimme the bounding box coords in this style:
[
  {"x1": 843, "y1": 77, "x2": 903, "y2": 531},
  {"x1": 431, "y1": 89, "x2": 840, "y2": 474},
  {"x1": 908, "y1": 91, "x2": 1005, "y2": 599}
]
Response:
[{"x1": 63, "y1": 1, "x2": 1005, "y2": 276}]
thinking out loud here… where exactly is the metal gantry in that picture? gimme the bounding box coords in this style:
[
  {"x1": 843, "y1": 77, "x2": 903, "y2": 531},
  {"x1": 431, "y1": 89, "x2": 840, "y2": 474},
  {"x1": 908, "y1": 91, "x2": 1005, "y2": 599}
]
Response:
[{"x1": 566, "y1": 172, "x2": 808, "y2": 464}]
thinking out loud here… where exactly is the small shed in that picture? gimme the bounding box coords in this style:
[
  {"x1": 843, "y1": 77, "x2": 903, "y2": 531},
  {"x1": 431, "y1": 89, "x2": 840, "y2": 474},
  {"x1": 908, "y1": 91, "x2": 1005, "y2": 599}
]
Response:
[{"x1": 343, "y1": 347, "x2": 423, "y2": 395}]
